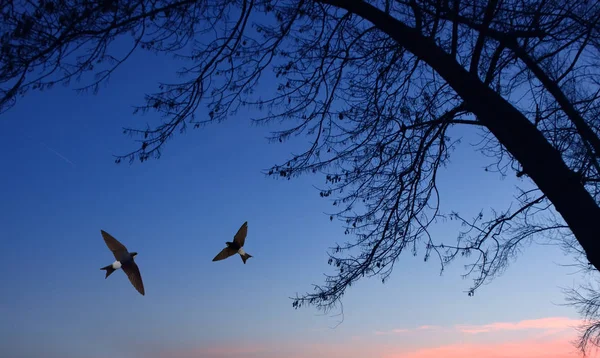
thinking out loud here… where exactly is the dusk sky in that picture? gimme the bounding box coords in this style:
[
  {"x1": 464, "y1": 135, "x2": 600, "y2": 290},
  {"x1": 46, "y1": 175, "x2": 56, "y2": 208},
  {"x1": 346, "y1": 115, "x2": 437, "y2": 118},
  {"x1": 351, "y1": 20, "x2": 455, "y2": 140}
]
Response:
[{"x1": 0, "y1": 36, "x2": 596, "y2": 358}]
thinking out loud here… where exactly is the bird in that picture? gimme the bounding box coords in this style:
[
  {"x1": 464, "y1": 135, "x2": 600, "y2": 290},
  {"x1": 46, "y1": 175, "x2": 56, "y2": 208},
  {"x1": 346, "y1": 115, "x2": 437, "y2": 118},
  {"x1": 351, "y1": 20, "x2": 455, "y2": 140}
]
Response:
[
  {"x1": 99, "y1": 229, "x2": 145, "y2": 296},
  {"x1": 212, "y1": 221, "x2": 253, "y2": 264}
]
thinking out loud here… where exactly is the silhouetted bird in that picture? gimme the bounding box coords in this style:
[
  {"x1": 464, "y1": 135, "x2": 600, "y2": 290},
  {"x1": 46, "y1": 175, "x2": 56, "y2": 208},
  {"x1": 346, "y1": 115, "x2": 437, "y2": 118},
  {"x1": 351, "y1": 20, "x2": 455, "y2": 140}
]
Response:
[
  {"x1": 99, "y1": 230, "x2": 145, "y2": 296},
  {"x1": 212, "y1": 221, "x2": 253, "y2": 264}
]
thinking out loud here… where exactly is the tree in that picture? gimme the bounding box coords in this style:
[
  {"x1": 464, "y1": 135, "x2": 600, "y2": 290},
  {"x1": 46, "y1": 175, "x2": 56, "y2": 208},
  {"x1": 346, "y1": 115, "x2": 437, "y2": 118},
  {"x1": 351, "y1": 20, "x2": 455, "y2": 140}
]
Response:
[{"x1": 2, "y1": 0, "x2": 600, "y2": 353}]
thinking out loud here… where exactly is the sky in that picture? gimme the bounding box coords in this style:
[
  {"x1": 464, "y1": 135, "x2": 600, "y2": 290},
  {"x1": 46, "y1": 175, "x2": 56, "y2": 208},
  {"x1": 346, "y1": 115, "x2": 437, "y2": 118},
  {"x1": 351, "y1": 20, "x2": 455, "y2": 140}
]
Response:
[{"x1": 0, "y1": 34, "x2": 598, "y2": 358}]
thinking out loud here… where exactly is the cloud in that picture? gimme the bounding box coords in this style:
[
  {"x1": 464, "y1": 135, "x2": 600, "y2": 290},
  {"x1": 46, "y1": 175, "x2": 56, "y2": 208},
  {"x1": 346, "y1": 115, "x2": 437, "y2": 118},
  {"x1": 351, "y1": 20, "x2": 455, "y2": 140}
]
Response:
[
  {"x1": 155, "y1": 341, "x2": 378, "y2": 358},
  {"x1": 417, "y1": 325, "x2": 441, "y2": 330},
  {"x1": 374, "y1": 317, "x2": 582, "y2": 337},
  {"x1": 374, "y1": 324, "x2": 441, "y2": 336},
  {"x1": 375, "y1": 329, "x2": 410, "y2": 335},
  {"x1": 156, "y1": 317, "x2": 589, "y2": 358},
  {"x1": 456, "y1": 317, "x2": 583, "y2": 335},
  {"x1": 378, "y1": 317, "x2": 591, "y2": 358},
  {"x1": 382, "y1": 336, "x2": 583, "y2": 358},
  {"x1": 155, "y1": 344, "x2": 269, "y2": 358}
]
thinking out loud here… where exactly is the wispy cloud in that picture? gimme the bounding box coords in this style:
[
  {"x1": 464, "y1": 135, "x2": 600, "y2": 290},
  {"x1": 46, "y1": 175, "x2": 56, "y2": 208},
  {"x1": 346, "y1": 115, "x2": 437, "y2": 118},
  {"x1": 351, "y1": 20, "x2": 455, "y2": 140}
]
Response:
[
  {"x1": 382, "y1": 336, "x2": 583, "y2": 358},
  {"x1": 379, "y1": 318, "x2": 589, "y2": 358},
  {"x1": 156, "y1": 317, "x2": 589, "y2": 358},
  {"x1": 374, "y1": 324, "x2": 440, "y2": 335},
  {"x1": 375, "y1": 328, "x2": 409, "y2": 335},
  {"x1": 374, "y1": 317, "x2": 582, "y2": 337},
  {"x1": 456, "y1": 317, "x2": 583, "y2": 334},
  {"x1": 156, "y1": 344, "x2": 268, "y2": 358},
  {"x1": 155, "y1": 341, "x2": 377, "y2": 358},
  {"x1": 417, "y1": 325, "x2": 441, "y2": 330}
]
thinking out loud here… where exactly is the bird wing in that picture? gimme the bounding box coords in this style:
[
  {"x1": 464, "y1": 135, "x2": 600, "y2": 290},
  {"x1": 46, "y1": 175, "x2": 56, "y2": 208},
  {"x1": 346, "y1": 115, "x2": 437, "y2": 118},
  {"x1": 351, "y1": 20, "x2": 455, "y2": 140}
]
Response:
[
  {"x1": 101, "y1": 230, "x2": 129, "y2": 260},
  {"x1": 212, "y1": 247, "x2": 238, "y2": 262},
  {"x1": 233, "y1": 221, "x2": 248, "y2": 247},
  {"x1": 122, "y1": 261, "x2": 145, "y2": 296}
]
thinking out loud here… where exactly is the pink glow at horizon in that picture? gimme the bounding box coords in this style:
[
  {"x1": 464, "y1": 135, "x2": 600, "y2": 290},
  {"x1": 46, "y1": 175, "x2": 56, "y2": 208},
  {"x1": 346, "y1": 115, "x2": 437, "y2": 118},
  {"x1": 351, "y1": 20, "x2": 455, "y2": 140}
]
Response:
[
  {"x1": 384, "y1": 337, "x2": 581, "y2": 358},
  {"x1": 157, "y1": 316, "x2": 599, "y2": 358}
]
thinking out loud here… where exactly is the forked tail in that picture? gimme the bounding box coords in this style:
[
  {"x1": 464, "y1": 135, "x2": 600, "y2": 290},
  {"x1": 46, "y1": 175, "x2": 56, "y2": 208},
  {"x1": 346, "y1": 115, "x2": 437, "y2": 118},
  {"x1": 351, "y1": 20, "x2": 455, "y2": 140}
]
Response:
[
  {"x1": 100, "y1": 264, "x2": 116, "y2": 279},
  {"x1": 240, "y1": 253, "x2": 252, "y2": 264}
]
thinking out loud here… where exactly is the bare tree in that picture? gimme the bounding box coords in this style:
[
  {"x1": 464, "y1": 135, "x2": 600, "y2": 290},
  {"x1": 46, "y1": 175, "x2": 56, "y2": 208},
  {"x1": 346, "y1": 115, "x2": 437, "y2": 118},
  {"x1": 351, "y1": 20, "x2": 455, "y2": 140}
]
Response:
[{"x1": 2, "y1": 0, "x2": 600, "y2": 353}]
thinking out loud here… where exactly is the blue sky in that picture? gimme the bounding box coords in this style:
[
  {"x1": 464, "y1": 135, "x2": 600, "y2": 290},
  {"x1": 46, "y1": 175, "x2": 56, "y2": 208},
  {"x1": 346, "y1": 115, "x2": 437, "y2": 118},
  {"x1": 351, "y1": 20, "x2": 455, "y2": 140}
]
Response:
[{"x1": 0, "y1": 39, "x2": 588, "y2": 358}]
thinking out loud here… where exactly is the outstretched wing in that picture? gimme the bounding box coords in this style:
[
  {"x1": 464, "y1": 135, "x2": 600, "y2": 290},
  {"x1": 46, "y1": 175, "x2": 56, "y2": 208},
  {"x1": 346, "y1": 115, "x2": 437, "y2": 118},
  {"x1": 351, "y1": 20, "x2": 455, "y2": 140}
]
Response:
[
  {"x1": 101, "y1": 230, "x2": 129, "y2": 260},
  {"x1": 233, "y1": 221, "x2": 248, "y2": 247},
  {"x1": 122, "y1": 261, "x2": 145, "y2": 296},
  {"x1": 212, "y1": 247, "x2": 237, "y2": 262}
]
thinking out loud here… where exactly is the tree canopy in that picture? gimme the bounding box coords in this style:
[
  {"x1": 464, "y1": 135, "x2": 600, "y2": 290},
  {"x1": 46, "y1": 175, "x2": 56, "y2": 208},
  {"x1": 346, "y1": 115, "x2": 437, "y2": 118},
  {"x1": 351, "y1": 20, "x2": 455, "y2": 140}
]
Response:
[{"x1": 2, "y1": 0, "x2": 600, "y2": 353}]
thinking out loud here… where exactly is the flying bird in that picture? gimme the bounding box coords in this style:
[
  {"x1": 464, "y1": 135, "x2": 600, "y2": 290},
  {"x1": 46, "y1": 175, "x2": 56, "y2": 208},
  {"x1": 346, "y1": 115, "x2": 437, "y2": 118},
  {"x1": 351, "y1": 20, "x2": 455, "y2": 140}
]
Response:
[
  {"x1": 212, "y1": 221, "x2": 253, "y2": 264},
  {"x1": 99, "y1": 230, "x2": 145, "y2": 296}
]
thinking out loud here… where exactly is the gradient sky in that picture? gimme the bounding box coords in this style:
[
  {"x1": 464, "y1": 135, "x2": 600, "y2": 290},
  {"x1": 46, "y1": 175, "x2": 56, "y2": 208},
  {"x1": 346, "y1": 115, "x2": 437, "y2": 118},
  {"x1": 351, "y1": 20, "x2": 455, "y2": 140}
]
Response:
[{"x1": 0, "y1": 36, "x2": 597, "y2": 358}]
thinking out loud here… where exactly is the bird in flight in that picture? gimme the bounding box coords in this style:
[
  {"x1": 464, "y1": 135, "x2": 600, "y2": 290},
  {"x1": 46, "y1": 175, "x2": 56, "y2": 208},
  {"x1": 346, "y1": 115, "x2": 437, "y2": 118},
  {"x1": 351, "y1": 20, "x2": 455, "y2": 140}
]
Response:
[
  {"x1": 212, "y1": 221, "x2": 253, "y2": 264},
  {"x1": 99, "y1": 230, "x2": 145, "y2": 296}
]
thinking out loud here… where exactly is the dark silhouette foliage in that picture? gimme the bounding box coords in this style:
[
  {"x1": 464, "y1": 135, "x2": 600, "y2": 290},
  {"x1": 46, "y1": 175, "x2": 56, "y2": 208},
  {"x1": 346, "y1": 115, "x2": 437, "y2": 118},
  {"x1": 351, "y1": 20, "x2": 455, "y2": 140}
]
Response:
[{"x1": 2, "y1": 0, "x2": 600, "y2": 353}]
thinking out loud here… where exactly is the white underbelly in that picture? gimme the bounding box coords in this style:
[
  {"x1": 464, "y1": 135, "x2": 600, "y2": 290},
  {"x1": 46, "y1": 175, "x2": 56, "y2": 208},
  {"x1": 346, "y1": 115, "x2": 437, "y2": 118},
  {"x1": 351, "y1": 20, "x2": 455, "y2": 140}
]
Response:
[
  {"x1": 112, "y1": 261, "x2": 122, "y2": 269},
  {"x1": 238, "y1": 248, "x2": 246, "y2": 255}
]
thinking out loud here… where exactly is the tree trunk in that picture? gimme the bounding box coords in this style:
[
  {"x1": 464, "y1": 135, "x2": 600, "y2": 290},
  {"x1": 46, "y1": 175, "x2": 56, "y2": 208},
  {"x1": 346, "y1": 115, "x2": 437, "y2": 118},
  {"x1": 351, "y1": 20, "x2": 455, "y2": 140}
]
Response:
[{"x1": 319, "y1": 0, "x2": 600, "y2": 270}]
